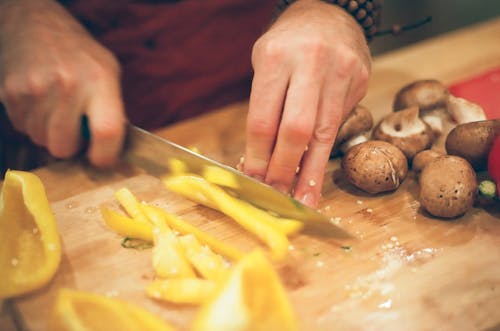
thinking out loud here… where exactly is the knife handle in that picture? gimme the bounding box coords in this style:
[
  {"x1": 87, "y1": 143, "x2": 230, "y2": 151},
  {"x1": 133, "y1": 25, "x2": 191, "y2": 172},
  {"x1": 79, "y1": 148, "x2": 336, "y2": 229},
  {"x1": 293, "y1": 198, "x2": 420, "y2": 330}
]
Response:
[{"x1": 80, "y1": 115, "x2": 91, "y2": 142}]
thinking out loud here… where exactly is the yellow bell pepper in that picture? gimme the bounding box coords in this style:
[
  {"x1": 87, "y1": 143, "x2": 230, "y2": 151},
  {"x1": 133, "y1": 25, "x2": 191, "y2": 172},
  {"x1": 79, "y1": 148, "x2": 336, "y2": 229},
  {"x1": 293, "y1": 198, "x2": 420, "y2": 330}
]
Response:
[
  {"x1": 201, "y1": 165, "x2": 240, "y2": 189},
  {"x1": 114, "y1": 187, "x2": 150, "y2": 225},
  {"x1": 192, "y1": 250, "x2": 297, "y2": 331},
  {"x1": 50, "y1": 288, "x2": 176, "y2": 331},
  {"x1": 100, "y1": 208, "x2": 153, "y2": 242},
  {"x1": 178, "y1": 234, "x2": 230, "y2": 281},
  {"x1": 151, "y1": 224, "x2": 196, "y2": 279},
  {"x1": 146, "y1": 278, "x2": 217, "y2": 305},
  {"x1": 0, "y1": 170, "x2": 61, "y2": 299},
  {"x1": 142, "y1": 204, "x2": 244, "y2": 261},
  {"x1": 164, "y1": 175, "x2": 290, "y2": 261}
]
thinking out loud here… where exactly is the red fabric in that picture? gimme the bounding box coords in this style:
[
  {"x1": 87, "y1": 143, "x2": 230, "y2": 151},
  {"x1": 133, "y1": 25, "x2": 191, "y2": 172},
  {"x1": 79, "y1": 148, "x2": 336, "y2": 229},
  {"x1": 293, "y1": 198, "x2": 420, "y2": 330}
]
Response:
[
  {"x1": 64, "y1": 1, "x2": 275, "y2": 129},
  {"x1": 448, "y1": 67, "x2": 500, "y2": 120}
]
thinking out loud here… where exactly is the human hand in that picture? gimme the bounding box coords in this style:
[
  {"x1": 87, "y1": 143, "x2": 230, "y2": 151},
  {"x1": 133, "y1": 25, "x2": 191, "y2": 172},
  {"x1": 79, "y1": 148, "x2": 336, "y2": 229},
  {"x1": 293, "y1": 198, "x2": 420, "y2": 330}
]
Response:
[
  {"x1": 0, "y1": 0, "x2": 125, "y2": 167},
  {"x1": 243, "y1": 0, "x2": 371, "y2": 207}
]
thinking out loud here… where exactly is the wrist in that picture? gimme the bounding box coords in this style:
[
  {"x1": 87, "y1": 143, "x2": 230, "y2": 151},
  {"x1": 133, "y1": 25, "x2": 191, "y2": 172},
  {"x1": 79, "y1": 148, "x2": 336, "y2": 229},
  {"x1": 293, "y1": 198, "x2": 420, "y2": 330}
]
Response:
[{"x1": 277, "y1": 0, "x2": 382, "y2": 41}]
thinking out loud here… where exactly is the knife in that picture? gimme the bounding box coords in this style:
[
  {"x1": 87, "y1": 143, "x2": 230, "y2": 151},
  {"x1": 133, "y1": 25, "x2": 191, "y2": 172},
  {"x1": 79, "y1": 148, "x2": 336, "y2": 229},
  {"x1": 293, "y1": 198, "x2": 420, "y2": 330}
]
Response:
[{"x1": 83, "y1": 118, "x2": 351, "y2": 238}]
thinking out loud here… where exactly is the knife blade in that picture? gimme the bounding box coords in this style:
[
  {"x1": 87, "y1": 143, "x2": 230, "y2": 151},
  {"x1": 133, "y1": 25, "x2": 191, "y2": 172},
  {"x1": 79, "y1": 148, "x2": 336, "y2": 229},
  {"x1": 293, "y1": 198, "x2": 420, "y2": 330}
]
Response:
[{"x1": 122, "y1": 123, "x2": 351, "y2": 238}]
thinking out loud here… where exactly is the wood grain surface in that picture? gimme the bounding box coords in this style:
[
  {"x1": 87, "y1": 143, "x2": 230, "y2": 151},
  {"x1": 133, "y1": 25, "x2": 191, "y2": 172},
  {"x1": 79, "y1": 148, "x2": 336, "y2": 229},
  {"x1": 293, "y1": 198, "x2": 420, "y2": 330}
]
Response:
[{"x1": 2, "y1": 18, "x2": 500, "y2": 331}]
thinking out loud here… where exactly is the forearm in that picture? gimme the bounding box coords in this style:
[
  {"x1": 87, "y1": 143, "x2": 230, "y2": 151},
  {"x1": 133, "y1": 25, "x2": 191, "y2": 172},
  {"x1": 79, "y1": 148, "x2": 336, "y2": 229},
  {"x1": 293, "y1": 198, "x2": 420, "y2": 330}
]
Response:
[{"x1": 275, "y1": 0, "x2": 382, "y2": 40}]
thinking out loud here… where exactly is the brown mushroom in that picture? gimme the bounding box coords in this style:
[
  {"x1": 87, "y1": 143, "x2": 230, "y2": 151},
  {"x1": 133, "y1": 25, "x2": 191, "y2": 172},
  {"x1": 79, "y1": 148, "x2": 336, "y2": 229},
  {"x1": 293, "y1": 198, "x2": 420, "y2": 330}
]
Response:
[
  {"x1": 372, "y1": 106, "x2": 434, "y2": 160},
  {"x1": 412, "y1": 149, "x2": 442, "y2": 173},
  {"x1": 393, "y1": 79, "x2": 449, "y2": 137},
  {"x1": 341, "y1": 140, "x2": 408, "y2": 194},
  {"x1": 393, "y1": 79, "x2": 487, "y2": 138},
  {"x1": 393, "y1": 79, "x2": 449, "y2": 112},
  {"x1": 331, "y1": 105, "x2": 373, "y2": 157},
  {"x1": 445, "y1": 119, "x2": 500, "y2": 170},
  {"x1": 446, "y1": 95, "x2": 487, "y2": 124},
  {"x1": 419, "y1": 155, "x2": 477, "y2": 218}
]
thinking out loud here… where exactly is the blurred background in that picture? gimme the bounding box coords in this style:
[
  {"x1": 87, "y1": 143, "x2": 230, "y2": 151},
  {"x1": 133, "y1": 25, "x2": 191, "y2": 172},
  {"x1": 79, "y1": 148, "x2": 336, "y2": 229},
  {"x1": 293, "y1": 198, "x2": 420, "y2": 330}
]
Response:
[{"x1": 370, "y1": 0, "x2": 499, "y2": 56}]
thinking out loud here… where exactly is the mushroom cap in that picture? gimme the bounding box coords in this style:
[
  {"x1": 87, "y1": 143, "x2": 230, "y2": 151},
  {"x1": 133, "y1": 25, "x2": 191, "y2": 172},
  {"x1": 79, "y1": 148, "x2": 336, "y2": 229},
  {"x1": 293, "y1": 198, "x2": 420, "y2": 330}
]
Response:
[
  {"x1": 393, "y1": 79, "x2": 449, "y2": 112},
  {"x1": 419, "y1": 155, "x2": 477, "y2": 218},
  {"x1": 331, "y1": 105, "x2": 373, "y2": 156},
  {"x1": 446, "y1": 95, "x2": 487, "y2": 124},
  {"x1": 372, "y1": 106, "x2": 434, "y2": 160},
  {"x1": 341, "y1": 140, "x2": 408, "y2": 194},
  {"x1": 412, "y1": 149, "x2": 442, "y2": 173},
  {"x1": 445, "y1": 119, "x2": 500, "y2": 170}
]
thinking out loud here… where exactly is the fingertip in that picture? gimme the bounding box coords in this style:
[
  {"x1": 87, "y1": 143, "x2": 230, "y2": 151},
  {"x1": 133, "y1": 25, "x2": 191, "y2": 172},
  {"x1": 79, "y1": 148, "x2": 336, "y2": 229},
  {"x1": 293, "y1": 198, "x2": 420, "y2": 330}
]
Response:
[{"x1": 87, "y1": 118, "x2": 125, "y2": 167}]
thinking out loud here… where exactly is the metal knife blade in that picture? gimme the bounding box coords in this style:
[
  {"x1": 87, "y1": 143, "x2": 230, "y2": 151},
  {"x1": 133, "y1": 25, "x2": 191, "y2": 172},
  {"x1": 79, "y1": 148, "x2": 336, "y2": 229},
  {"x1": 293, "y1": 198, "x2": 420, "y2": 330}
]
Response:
[{"x1": 123, "y1": 124, "x2": 351, "y2": 238}]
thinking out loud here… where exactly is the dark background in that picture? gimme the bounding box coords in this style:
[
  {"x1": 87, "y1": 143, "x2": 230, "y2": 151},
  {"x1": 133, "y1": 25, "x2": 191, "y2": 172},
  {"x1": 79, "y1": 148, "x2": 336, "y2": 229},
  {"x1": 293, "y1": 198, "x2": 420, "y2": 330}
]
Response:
[{"x1": 369, "y1": 0, "x2": 500, "y2": 56}]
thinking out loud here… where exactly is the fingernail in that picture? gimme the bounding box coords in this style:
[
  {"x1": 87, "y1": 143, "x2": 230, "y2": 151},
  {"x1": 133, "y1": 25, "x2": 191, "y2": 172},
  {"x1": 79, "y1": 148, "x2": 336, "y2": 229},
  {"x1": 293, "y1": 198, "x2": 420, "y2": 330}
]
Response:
[
  {"x1": 272, "y1": 183, "x2": 289, "y2": 194},
  {"x1": 299, "y1": 192, "x2": 316, "y2": 207}
]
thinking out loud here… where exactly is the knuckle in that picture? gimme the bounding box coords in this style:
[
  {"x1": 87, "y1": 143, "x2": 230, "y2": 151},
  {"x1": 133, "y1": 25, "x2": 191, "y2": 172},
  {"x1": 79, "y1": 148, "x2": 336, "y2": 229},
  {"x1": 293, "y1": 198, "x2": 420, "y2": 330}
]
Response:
[
  {"x1": 283, "y1": 121, "x2": 313, "y2": 143},
  {"x1": 247, "y1": 118, "x2": 276, "y2": 140},
  {"x1": 335, "y1": 48, "x2": 359, "y2": 77},
  {"x1": 312, "y1": 124, "x2": 338, "y2": 145},
  {"x1": 53, "y1": 68, "x2": 77, "y2": 94},
  {"x1": 252, "y1": 38, "x2": 285, "y2": 68},
  {"x1": 304, "y1": 38, "x2": 329, "y2": 62}
]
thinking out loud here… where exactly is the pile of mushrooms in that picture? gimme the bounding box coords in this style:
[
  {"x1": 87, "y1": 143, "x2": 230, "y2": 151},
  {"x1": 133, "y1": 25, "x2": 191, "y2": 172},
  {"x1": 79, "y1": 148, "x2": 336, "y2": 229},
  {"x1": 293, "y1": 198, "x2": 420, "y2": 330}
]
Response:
[{"x1": 336, "y1": 78, "x2": 497, "y2": 218}]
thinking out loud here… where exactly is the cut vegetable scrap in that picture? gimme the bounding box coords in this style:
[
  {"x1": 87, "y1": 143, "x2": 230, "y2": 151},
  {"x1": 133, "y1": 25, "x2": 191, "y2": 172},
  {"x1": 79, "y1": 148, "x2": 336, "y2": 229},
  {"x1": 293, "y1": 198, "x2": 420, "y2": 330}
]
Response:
[
  {"x1": 101, "y1": 208, "x2": 153, "y2": 242},
  {"x1": 114, "y1": 187, "x2": 150, "y2": 225},
  {"x1": 143, "y1": 204, "x2": 244, "y2": 261},
  {"x1": 164, "y1": 175, "x2": 290, "y2": 261},
  {"x1": 50, "y1": 288, "x2": 176, "y2": 331},
  {"x1": 0, "y1": 170, "x2": 61, "y2": 299},
  {"x1": 151, "y1": 223, "x2": 196, "y2": 279},
  {"x1": 192, "y1": 250, "x2": 297, "y2": 331},
  {"x1": 178, "y1": 234, "x2": 230, "y2": 281},
  {"x1": 146, "y1": 278, "x2": 217, "y2": 305}
]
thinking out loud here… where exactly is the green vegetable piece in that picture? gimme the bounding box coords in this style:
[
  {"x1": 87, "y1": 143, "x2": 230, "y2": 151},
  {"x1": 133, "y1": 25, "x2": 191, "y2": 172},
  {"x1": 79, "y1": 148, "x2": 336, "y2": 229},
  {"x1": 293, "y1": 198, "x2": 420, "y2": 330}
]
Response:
[
  {"x1": 478, "y1": 180, "x2": 497, "y2": 199},
  {"x1": 121, "y1": 237, "x2": 153, "y2": 250}
]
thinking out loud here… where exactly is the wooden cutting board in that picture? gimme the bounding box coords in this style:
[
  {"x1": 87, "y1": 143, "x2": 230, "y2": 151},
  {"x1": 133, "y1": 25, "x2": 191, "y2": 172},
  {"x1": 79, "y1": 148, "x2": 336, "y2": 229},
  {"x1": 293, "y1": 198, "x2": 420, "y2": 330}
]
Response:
[
  {"x1": 7, "y1": 18, "x2": 500, "y2": 331},
  {"x1": 12, "y1": 164, "x2": 500, "y2": 331}
]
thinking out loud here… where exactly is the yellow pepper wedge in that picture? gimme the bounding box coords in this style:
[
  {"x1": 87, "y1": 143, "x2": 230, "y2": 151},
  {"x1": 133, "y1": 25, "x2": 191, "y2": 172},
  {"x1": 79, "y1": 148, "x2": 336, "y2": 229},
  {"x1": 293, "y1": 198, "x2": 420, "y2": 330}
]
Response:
[
  {"x1": 114, "y1": 187, "x2": 150, "y2": 225},
  {"x1": 50, "y1": 288, "x2": 176, "y2": 331},
  {"x1": 164, "y1": 175, "x2": 290, "y2": 261},
  {"x1": 178, "y1": 234, "x2": 230, "y2": 281},
  {"x1": 100, "y1": 208, "x2": 153, "y2": 242},
  {"x1": 142, "y1": 204, "x2": 244, "y2": 261},
  {"x1": 0, "y1": 170, "x2": 61, "y2": 299},
  {"x1": 192, "y1": 250, "x2": 297, "y2": 331},
  {"x1": 146, "y1": 278, "x2": 217, "y2": 305}
]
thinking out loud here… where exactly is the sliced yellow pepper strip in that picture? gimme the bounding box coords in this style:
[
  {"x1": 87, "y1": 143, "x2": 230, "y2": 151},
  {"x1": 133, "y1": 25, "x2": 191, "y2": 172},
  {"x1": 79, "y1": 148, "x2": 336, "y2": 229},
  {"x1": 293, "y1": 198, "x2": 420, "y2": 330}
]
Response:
[
  {"x1": 146, "y1": 278, "x2": 217, "y2": 305},
  {"x1": 0, "y1": 170, "x2": 61, "y2": 299},
  {"x1": 142, "y1": 204, "x2": 244, "y2": 261},
  {"x1": 151, "y1": 225, "x2": 195, "y2": 279},
  {"x1": 140, "y1": 205, "x2": 195, "y2": 278},
  {"x1": 178, "y1": 234, "x2": 230, "y2": 281},
  {"x1": 202, "y1": 165, "x2": 240, "y2": 189},
  {"x1": 100, "y1": 208, "x2": 153, "y2": 242},
  {"x1": 167, "y1": 158, "x2": 188, "y2": 175},
  {"x1": 50, "y1": 288, "x2": 176, "y2": 331},
  {"x1": 114, "y1": 187, "x2": 150, "y2": 225},
  {"x1": 192, "y1": 250, "x2": 297, "y2": 331},
  {"x1": 164, "y1": 175, "x2": 289, "y2": 261}
]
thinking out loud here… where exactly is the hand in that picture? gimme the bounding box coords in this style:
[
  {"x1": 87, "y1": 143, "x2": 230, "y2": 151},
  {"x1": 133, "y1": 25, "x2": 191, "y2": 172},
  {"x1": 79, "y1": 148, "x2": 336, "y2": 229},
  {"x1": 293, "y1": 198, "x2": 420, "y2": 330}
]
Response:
[
  {"x1": 0, "y1": 0, "x2": 125, "y2": 167},
  {"x1": 244, "y1": 0, "x2": 371, "y2": 207}
]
